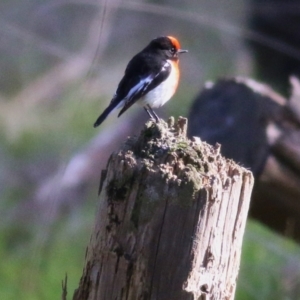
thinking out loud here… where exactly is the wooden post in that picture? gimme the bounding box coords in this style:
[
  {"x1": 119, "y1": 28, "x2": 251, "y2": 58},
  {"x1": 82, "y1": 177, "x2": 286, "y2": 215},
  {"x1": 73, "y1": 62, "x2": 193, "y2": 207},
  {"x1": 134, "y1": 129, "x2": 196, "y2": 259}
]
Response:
[{"x1": 73, "y1": 117, "x2": 254, "y2": 300}]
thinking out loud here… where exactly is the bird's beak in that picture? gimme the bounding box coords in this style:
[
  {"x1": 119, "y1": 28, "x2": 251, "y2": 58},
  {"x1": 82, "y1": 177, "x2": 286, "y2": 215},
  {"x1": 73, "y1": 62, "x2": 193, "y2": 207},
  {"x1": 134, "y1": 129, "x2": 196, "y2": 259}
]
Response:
[{"x1": 178, "y1": 49, "x2": 188, "y2": 54}]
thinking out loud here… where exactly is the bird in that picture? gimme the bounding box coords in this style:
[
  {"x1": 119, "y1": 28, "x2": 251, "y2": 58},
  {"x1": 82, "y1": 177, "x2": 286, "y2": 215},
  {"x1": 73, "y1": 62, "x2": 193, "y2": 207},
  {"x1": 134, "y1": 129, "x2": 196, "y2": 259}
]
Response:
[{"x1": 93, "y1": 36, "x2": 187, "y2": 127}]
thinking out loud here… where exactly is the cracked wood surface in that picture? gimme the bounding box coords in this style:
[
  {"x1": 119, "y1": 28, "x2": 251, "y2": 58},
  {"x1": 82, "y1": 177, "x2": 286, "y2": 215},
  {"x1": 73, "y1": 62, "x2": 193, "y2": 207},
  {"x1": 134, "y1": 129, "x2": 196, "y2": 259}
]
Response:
[{"x1": 73, "y1": 117, "x2": 254, "y2": 300}]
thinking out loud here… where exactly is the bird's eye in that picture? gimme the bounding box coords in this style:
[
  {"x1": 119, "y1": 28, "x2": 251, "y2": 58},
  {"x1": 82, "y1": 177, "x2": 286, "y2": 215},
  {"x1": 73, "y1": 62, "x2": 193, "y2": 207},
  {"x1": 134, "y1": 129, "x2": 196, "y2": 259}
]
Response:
[{"x1": 170, "y1": 47, "x2": 176, "y2": 54}]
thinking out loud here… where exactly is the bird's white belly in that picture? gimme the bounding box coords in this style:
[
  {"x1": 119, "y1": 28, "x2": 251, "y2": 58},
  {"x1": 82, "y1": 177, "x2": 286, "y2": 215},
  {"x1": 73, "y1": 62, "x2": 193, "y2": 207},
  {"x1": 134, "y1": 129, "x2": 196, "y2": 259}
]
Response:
[{"x1": 139, "y1": 63, "x2": 179, "y2": 108}]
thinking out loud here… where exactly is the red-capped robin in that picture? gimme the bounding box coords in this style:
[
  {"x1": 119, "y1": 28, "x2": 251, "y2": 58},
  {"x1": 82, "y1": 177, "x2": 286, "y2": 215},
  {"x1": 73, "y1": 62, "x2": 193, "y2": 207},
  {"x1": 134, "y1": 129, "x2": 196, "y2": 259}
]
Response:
[{"x1": 93, "y1": 36, "x2": 187, "y2": 127}]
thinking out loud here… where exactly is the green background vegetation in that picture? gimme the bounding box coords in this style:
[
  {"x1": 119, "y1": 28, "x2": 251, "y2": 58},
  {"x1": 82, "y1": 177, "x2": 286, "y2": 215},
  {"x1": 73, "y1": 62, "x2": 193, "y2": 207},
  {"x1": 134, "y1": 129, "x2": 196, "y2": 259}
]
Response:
[{"x1": 1, "y1": 0, "x2": 299, "y2": 299}]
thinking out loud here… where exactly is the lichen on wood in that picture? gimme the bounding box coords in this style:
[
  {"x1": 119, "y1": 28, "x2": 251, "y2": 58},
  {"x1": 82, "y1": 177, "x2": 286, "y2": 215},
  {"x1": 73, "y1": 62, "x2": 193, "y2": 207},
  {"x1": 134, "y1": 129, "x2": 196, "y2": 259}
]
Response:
[{"x1": 73, "y1": 117, "x2": 254, "y2": 300}]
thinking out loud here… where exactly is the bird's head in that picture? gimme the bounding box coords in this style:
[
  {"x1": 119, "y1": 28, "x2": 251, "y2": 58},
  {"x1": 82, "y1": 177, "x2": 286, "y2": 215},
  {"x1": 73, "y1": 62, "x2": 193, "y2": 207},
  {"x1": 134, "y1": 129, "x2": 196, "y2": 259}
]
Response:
[{"x1": 147, "y1": 36, "x2": 188, "y2": 60}]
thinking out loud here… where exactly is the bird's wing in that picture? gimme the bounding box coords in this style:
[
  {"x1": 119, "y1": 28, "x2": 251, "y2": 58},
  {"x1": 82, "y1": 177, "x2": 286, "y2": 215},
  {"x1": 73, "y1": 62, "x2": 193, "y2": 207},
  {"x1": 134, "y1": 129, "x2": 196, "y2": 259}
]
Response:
[{"x1": 114, "y1": 55, "x2": 171, "y2": 117}]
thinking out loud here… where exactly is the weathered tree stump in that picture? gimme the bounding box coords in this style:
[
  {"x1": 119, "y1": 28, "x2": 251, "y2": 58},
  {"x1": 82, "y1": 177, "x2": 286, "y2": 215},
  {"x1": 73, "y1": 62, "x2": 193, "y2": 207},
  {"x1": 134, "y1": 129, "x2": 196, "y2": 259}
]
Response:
[{"x1": 73, "y1": 117, "x2": 254, "y2": 300}]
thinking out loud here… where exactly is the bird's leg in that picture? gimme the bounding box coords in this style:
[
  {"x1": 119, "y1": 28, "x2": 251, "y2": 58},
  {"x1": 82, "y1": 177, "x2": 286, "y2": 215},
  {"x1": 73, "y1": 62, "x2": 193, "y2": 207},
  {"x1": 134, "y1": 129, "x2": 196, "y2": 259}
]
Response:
[
  {"x1": 146, "y1": 105, "x2": 160, "y2": 123},
  {"x1": 144, "y1": 106, "x2": 155, "y2": 121}
]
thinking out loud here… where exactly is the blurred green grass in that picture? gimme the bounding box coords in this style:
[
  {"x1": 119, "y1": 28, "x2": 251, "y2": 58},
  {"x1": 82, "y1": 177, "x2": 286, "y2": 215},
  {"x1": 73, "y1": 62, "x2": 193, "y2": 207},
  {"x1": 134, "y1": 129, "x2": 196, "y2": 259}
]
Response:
[
  {"x1": 0, "y1": 204, "x2": 93, "y2": 300},
  {"x1": 1, "y1": 213, "x2": 300, "y2": 299},
  {"x1": 1, "y1": 88, "x2": 300, "y2": 300},
  {"x1": 1, "y1": 1, "x2": 300, "y2": 299},
  {"x1": 237, "y1": 221, "x2": 300, "y2": 300}
]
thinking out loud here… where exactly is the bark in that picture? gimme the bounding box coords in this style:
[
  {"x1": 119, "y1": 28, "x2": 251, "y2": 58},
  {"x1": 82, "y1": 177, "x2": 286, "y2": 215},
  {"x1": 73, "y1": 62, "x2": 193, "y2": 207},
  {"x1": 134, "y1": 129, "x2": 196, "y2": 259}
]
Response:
[{"x1": 73, "y1": 117, "x2": 254, "y2": 300}]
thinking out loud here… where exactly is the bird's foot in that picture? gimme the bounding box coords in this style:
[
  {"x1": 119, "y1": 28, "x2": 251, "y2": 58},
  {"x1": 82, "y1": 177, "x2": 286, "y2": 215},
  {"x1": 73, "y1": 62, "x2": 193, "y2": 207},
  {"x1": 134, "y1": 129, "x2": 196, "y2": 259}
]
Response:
[{"x1": 144, "y1": 105, "x2": 160, "y2": 123}]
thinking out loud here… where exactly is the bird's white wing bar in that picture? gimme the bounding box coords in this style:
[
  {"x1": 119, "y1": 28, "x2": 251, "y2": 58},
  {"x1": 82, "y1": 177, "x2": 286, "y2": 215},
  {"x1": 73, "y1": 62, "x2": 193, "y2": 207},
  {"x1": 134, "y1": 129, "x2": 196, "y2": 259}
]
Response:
[
  {"x1": 126, "y1": 75, "x2": 153, "y2": 100},
  {"x1": 115, "y1": 75, "x2": 153, "y2": 109}
]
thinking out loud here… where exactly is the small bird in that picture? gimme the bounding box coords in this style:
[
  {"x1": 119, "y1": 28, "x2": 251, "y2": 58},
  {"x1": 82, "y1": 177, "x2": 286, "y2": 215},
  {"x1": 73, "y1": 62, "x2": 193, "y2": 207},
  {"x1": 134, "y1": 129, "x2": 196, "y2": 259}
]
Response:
[{"x1": 93, "y1": 36, "x2": 187, "y2": 127}]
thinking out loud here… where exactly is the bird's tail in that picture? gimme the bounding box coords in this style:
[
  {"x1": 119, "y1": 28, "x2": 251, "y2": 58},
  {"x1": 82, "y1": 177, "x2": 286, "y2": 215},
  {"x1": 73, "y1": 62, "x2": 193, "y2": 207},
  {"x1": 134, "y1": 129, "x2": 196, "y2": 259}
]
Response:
[{"x1": 93, "y1": 102, "x2": 117, "y2": 128}]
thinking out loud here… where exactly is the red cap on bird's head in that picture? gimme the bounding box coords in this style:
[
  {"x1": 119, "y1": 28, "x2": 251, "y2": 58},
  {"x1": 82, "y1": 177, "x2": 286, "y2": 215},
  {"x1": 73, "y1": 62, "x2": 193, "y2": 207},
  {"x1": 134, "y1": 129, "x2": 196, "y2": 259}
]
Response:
[
  {"x1": 167, "y1": 36, "x2": 181, "y2": 50},
  {"x1": 147, "y1": 36, "x2": 188, "y2": 55}
]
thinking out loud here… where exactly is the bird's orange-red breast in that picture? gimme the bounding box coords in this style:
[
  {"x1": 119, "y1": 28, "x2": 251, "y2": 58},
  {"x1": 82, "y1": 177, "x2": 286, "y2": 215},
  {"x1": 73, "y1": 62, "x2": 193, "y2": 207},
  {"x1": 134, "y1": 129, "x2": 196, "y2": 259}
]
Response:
[{"x1": 93, "y1": 36, "x2": 187, "y2": 127}]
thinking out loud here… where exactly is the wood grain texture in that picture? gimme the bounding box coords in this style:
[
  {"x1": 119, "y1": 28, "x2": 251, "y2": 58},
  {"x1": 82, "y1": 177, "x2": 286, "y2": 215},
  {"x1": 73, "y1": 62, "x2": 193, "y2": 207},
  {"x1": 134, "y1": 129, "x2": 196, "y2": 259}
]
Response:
[{"x1": 73, "y1": 117, "x2": 254, "y2": 300}]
